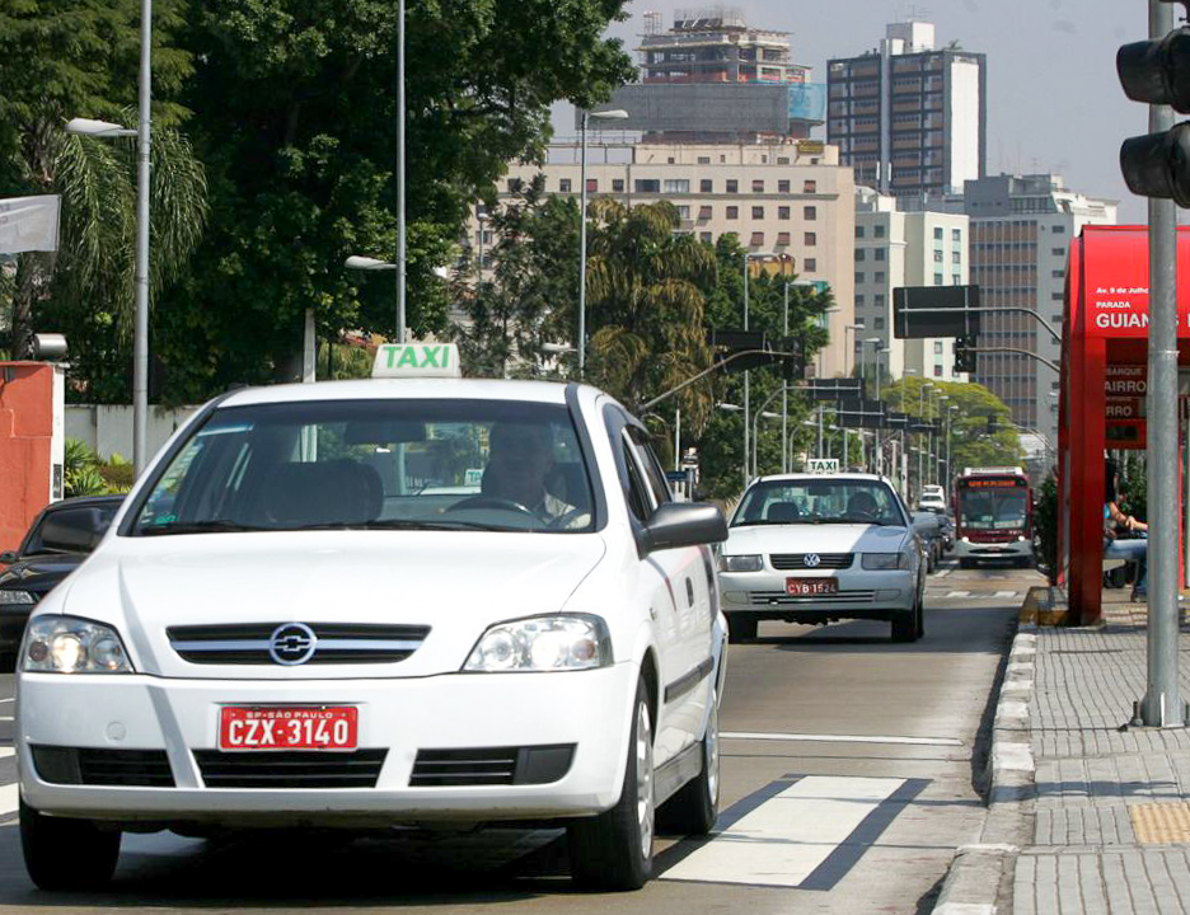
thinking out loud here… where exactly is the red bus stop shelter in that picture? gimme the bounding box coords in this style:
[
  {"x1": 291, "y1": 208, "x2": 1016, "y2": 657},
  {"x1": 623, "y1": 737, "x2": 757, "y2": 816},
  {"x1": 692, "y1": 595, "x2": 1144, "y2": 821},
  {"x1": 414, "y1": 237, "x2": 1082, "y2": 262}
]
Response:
[{"x1": 1060, "y1": 225, "x2": 1189, "y2": 625}]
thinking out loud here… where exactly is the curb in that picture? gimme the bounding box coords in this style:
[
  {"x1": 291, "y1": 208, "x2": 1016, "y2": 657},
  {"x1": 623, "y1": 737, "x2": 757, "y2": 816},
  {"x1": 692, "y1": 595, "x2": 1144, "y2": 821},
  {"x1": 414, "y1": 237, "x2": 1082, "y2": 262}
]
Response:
[{"x1": 931, "y1": 625, "x2": 1036, "y2": 915}]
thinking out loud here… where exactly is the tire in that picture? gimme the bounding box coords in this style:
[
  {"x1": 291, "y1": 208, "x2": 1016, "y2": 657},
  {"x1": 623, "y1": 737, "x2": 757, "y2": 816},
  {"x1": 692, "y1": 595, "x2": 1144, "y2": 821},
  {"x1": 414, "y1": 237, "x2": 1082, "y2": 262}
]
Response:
[
  {"x1": 20, "y1": 799, "x2": 121, "y2": 890},
  {"x1": 958, "y1": 558, "x2": 974, "y2": 570},
  {"x1": 658, "y1": 685, "x2": 720, "y2": 836},
  {"x1": 727, "y1": 614, "x2": 758, "y2": 643},
  {"x1": 891, "y1": 602, "x2": 919, "y2": 642},
  {"x1": 569, "y1": 676, "x2": 655, "y2": 891},
  {"x1": 915, "y1": 589, "x2": 926, "y2": 640}
]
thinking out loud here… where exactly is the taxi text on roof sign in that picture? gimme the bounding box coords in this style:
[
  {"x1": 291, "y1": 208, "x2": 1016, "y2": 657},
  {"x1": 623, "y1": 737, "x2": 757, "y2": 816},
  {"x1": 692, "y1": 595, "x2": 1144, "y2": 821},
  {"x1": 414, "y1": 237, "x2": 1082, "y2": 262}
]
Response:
[{"x1": 372, "y1": 343, "x2": 462, "y2": 379}]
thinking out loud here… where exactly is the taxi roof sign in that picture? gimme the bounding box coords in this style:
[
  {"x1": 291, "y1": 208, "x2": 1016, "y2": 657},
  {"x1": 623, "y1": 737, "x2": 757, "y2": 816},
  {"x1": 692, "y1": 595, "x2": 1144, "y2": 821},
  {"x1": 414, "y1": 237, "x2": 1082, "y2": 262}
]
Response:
[{"x1": 372, "y1": 343, "x2": 461, "y2": 379}]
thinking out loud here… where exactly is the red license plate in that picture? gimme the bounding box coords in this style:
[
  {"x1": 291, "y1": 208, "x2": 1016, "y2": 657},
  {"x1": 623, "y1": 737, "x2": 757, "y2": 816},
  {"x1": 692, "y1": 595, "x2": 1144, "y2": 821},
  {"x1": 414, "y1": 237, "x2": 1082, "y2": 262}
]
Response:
[
  {"x1": 785, "y1": 578, "x2": 839, "y2": 596},
  {"x1": 218, "y1": 706, "x2": 358, "y2": 751}
]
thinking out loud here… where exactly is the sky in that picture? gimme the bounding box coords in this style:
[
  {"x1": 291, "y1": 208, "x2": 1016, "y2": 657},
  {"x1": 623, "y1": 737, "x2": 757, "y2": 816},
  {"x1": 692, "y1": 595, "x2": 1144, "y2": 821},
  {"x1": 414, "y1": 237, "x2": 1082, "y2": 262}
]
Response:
[{"x1": 552, "y1": 0, "x2": 1164, "y2": 224}]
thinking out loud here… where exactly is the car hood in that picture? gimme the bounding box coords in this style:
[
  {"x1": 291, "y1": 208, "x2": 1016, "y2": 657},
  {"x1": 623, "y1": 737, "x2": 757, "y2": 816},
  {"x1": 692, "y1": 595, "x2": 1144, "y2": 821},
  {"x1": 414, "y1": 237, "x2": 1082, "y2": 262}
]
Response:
[
  {"x1": 0, "y1": 553, "x2": 88, "y2": 596},
  {"x1": 723, "y1": 523, "x2": 910, "y2": 556},
  {"x1": 47, "y1": 531, "x2": 607, "y2": 679}
]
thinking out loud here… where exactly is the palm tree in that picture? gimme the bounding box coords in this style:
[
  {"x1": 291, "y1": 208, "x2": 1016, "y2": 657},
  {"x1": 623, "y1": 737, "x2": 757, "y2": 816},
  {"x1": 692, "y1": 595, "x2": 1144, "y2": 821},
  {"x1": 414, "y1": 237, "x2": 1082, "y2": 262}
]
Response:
[
  {"x1": 8, "y1": 111, "x2": 206, "y2": 365},
  {"x1": 584, "y1": 199, "x2": 717, "y2": 432}
]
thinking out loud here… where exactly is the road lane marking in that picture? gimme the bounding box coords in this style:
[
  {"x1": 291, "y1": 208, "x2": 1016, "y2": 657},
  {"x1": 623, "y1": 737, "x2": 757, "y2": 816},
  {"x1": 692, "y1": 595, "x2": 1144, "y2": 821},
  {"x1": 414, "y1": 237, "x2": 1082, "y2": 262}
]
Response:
[
  {"x1": 945, "y1": 590, "x2": 971, "y2": 598},
  {"x1": 721, "y1": 731, "x2": 962, "y2": 747},
  {"x1": 0, "y1": 748, "x2": 13, "y2": 759},
  {"x1": 0, "y1": 782, "x2": 17, "y2": 818},
  {"x1": 661, "y1": 775, "x2": 925, "y2": 889},
  {"x1": 993, "y1": 590, "x2": 1018, "y2": 599}
]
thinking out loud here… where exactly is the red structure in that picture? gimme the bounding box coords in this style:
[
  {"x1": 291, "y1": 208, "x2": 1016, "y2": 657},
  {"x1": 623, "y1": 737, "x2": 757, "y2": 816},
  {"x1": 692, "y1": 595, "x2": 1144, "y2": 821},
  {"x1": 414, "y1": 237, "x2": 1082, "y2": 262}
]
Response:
[
  {"x1": 0, "y1": 363, "x2": 63, "y2": 555},
  {"x1": 1059, "y1": 226, "x2": 1190, "y2": 624}
]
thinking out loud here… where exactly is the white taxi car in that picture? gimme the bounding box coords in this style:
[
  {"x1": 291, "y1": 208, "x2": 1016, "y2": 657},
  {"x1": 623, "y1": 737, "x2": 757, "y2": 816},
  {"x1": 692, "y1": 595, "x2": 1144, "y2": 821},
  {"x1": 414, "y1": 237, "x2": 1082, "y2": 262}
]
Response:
[
  {"x1": 717, "y1": 473, "x2": 925, "y2": 642},
  {"x1": 15, "y1": 344, "x2": 729, "y2": 892}
]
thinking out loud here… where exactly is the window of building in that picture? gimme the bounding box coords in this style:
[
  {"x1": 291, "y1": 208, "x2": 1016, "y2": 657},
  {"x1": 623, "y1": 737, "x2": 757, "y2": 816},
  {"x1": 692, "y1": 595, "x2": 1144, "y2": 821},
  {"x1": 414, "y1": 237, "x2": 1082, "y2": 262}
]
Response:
[
  {"x1": 874, "y1": 224, "x2": 886, "y2": 238},
  {"x1": 804, "y1": 180, "x2": 817, "y2": 193},
  {"x1": 752, "y1": 180, "x2": 765, "y2": 193},
  {"x1": 700, "y1": 231, "x2": 713, "y2": 243},
  {"x1": 952, "y1": 228, "x2": 962, "y2": 243},
  {"x1": 726, "y1": 179, "x2": 739, "y2": 193},
  {"x1": 874, "y1": 271, "x2": 885, "y2": 284},
  {"x1": 559, "y1": 178, "x2": 572, "y2": 193},
  {"x1": 855, "y1": 272, "x2": 865, "y2": 285},
  {"x1": 934, "y1": 365, "x2": 943, "y2": 377},
  {"x1": 934, "y1": 272, "x2": 944, "y2": 285},
  {"x1": 777, "y1": 231, "x2": 791, "y2": 246},
  {"x1": 664, "y1": 179, "x2": 690, "y2": 194},
  {"x1": 933, "y1": 249, "x2": 944, "y2": 263},
  {"x1": 1052, "y1": 292, "x2": 1064, "y2": 301},
  {"x1": 805, "y1": 258, "x2": 817, "y2": 272},
  {"x1": 1052, "y1": 269, "x2": 1065, "y2": 278},
  {"x1": 635, "y1": 179, "x2": 660, "y2": 193},
  {"x1": 750, "y1": 232, "x2": 765, "y2": 246},
  {"x1": 934, "y1": 341, "x2": 944, "y2": 354},
  {"x1": 874, "y1": 248, "x2": 886, "y2": 262},
  {"x1": 752, "y1": 206, "x2": 765, "y2": 219},
  {"x1": 1052, "y1": 247, "x2": 1065, "y2": 256},
  {"x1": 856, "y1": 225, "x2": 865, "y2": 238},
  {"x1": 698, "y1": 205, "x2": 713, "y2": 220},
  {"x1": 875, "y1": 294, "x2": 885, "y2": 308},
  {"x1": 856, "y1": 294, "x2": 866, "y2": 307},
  {"x1": 952, "y1": 274, "x2": 962, "y2": 285},
  {"x1": 856, "y1": 249, "x2": 866, "y2": 262},
  {"x1": 586, "y1": 178, "x2": 598, "y2": 193},
  {"x1": 778, "y1": 179, "x2": 791, "y2": 193},
  {"x1": 697, "y1": 156, "x2": 711, "y2": 165},
  {"x1": 1051, "y1": 225, "x2": 1065, "y2": 233},
  {"x1": 952, "y1": 250, "x2": 961, "y2": 264},
  {"x1": 779, "y1": 157, "x2": 791, "y2": 165},
  {"x1": 508, "y1": 177, "x2": 523, "y2": 193},
  {"x1": 874, "y1": 317, "x2": 885, "y2": 330},
  {"x1": 804, "y1": 205, "x2": 817, "y2": 221},
  {"x1": 934, "y1": 227, "x2": 944, "y2": 240},
  {"x1": 612, "y1": 178, "x2": 625, "y2": 193},
  {"x1": 676, "y1": 205, "x2": 690, "y2": 219},
  {"x1": 778, "y1": 206, "x2": 791, "y2": 220},
  {"x1": 726, "y1": 206, "x2": 739, "y2": 219},
  {"x1": 700, "y1": 179, "x2": 713, "y2": 193},
  {"x1": 805, "y1": 232, "x2": 817, "y2": 246}
]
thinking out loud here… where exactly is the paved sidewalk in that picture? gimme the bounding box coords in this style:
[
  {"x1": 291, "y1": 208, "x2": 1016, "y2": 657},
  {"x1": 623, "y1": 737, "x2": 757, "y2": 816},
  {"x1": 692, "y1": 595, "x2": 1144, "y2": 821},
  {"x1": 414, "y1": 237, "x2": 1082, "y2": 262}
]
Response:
[{"x1": 1013, "y1": 593, "x2": 1190, "y2": 915}]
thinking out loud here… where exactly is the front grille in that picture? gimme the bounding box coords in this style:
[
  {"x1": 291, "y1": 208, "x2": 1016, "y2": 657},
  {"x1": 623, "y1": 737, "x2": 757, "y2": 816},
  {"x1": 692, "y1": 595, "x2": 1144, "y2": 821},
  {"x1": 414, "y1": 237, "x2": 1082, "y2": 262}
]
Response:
[
  {"x1": 410, "y1": 745, "x2": 576, "y2": 787},
  {"x1": 168, "y1": 623, "x2": 430, "y2": 665},
  {"x1": 770, "y1": 553, "x2": 854, "y2": 570},
  {"x1": 748, "y1": 590, "x2": 876, "y2": 606},
  {"x1": 193, "y1": 749, "x2": 388, "y2": 788},
  {"x1": 32, "y1": 746, "x2": 175, "y2": 787}
]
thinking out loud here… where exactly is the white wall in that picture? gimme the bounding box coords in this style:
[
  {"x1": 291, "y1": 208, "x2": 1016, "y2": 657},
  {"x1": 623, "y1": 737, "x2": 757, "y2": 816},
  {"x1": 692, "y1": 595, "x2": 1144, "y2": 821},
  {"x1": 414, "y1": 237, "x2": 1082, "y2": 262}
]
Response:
[
  {"x1": 66, "y1": 405, "x2": 200, "y2": 462},
  {"x1": 947, "y1": 61, "x2": 982, "y2": 192}
]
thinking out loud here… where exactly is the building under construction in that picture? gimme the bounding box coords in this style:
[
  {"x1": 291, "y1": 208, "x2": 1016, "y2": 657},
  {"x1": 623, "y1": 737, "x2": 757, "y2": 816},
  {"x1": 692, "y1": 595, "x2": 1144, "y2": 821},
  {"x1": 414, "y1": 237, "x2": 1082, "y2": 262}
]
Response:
[{"x1": 591, "y1": 7, "x2": 825, "y2": 143}]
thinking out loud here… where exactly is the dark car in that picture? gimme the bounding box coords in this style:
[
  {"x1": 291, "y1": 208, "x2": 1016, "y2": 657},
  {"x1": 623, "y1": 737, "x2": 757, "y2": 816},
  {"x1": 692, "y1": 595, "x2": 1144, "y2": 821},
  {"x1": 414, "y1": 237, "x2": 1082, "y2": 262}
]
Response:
[{"x1": 0, "y1": 495, "x2": 124, "y2": 667}]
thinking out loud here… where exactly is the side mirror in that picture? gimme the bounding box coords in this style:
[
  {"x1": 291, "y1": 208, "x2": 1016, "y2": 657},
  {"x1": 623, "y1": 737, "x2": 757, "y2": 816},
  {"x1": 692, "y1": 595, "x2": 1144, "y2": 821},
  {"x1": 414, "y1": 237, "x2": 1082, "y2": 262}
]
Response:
[
  {"x1": 0, "y1": 550, "x2": 17, "y2": 565},
  {"x1": 911, "y1": 511, "x2": 939, "y2": 531},
  {"x1": 39, "y1": 508, "x2": 109, "y2": 553},
  {"x1": 642, "y1": 503, "x2": 728, "y2": 555}
]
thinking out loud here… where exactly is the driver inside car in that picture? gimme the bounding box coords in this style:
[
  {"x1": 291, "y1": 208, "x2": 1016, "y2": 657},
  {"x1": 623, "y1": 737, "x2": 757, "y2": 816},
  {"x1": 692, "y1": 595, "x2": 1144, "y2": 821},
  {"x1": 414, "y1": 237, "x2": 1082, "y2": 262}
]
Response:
[{"x1": 481, "y1": 422, "x2": 583, "y2": 527}]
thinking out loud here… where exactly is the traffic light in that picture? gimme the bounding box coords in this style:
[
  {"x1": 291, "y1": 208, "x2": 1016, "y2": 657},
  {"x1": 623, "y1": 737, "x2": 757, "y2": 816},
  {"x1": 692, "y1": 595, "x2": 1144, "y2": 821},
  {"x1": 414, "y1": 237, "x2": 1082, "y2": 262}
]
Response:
[
  {"x1": 954, "y1": 334, "x2": 977, "y2": 374},
  {"x1": 1117, "y1": 2, "x2": 1190, "y2": 205}
]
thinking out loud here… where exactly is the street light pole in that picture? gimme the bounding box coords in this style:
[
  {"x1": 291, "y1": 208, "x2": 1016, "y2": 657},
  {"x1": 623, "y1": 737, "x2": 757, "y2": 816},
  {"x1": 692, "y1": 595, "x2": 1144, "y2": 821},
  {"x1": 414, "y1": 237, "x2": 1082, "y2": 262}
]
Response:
[
  {"x1": 743, "y1": 252, "x2": 750, "y2": 488},
  {"x1": 782, "y1": 281, "x2": 789, "y2": 473},
  {"x1": 396, "y1": 0, "x2": 406, "y2": 343},
  {"x1": 131, "y1": 0, "x2": 152, "y2": 477}
]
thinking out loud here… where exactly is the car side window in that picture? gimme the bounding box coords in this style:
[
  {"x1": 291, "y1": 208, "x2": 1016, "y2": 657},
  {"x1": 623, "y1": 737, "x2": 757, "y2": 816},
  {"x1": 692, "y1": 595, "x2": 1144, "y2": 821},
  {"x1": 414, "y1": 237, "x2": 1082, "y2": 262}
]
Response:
[
  {"x1": 621, "y1": 439, "x2": 652, "y2": 522},
  {"x1": 626, "y1": 427, "x2": 672, "y2": 508}
]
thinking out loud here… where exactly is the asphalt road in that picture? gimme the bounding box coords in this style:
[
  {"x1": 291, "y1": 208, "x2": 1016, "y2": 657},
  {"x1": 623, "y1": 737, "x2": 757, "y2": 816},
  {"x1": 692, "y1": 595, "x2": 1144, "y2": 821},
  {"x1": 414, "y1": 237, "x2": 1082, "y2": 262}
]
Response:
[{"x1": 0, "y1": 560, "x2": 1031, "y2": 914}]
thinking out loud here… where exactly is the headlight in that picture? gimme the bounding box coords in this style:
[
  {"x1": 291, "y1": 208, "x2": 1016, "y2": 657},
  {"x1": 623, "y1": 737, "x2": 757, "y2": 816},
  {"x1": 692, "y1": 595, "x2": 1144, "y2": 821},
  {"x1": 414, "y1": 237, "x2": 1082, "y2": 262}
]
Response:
[
  {"x1": 718, "y1": 554, "x2": 763, "y2": 573},
  {"x1": 463, "y1": 615, "x2": 612, "y2": 672},
  {"x1": 862, "y1": 553, "x2": 910, "y2": 570},
  {"x1": 0, "y1": 589, "x2": 35, "y2": 605},
  {"x1": 22, "y1": 616, "x2": 134, "y2": 673}
]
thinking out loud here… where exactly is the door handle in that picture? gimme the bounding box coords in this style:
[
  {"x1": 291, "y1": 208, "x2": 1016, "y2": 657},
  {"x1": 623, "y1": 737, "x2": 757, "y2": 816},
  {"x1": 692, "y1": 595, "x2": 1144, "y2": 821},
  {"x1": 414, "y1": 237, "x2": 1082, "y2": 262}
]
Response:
[{"x1": 686, "y1": 577, "x2": 695, "y2": 607}]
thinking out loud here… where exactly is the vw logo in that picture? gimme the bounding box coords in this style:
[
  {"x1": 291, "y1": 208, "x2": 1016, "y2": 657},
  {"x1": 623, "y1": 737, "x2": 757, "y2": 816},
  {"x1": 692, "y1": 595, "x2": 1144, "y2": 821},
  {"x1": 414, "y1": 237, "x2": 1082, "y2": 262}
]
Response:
[
  {"x1": 268, "y1": 622, "x2": 317, "y2": 666},
  {"x1": 804, "y1": 553, "x2": 822, "y2": 568}
]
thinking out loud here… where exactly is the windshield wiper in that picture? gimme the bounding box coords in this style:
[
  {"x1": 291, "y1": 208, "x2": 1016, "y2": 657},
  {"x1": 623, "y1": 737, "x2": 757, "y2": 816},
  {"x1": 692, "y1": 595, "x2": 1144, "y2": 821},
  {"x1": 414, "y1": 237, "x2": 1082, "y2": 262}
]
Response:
[
  {"x1": 138, "y1": 520, "x2": 270, "y2": 536},
  {"x1": 291, "y1": 519, "x2": 526, "y2": 533},
  {"x1": 732, "y1": 519, "x2": 820, "y2": 527}
]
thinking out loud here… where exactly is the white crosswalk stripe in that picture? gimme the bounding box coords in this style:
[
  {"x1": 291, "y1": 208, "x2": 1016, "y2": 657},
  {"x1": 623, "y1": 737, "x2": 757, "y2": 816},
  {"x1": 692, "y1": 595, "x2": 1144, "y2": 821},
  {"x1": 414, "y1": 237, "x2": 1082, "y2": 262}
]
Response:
[
  {"x1": 993, "y1": 590, "x2": 1018, "y2": 599},
  {"x1": 662, "y1": 775, "x2": 907, "y2": 888},
  {"x1": 945, "y1": 590, "x2": 971, "y2": 598},
  {"x1": 1, "y1": 746, "x2": 16, "y2": 818}
]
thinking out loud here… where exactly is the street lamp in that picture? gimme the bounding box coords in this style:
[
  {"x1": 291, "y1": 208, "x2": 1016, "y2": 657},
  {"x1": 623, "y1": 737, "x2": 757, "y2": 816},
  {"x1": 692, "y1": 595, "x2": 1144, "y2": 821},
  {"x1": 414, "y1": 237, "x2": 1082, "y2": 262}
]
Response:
[
  {"x1": 917, "y1": 381, "x2": 934, "y2": 497},
  {"x1": 345, "y1": 256, "x2": 397, "y2": 272},
  {"x1": 65, "y1": 0, "x2": 151, "y2": 478},
  {"x1": 578, "y1": 109, "x2": 630, "y2": 377},
  {"x1": 844, "y1": 323, "x2": 865, "y2": 377},
  {"x1": 751, "y1": 387, "x2": 785, "y2": 478}
]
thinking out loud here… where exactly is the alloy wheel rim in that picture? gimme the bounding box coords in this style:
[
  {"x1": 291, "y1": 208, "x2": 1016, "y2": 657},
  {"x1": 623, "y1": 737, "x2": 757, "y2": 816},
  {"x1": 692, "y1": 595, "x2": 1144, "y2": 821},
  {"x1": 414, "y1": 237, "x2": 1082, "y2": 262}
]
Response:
[{"x1": 636, "y1": 701, "x2": 655, "y2": 859}]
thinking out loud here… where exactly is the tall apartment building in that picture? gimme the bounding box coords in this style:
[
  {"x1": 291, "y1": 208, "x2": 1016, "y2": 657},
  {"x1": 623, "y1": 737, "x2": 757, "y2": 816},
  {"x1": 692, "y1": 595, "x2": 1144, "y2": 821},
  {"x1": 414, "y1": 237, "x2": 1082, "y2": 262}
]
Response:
[
  {"x1": 854, "y1": 188, "x2": 970, "y2": 385},
  {"x1": 599, "y1": 7, "x2": 825, "y2": 144},
  {"x1": 827, "y1": 21, "x2": 986, "y2": 197},
  {"x1": 963, "y1": 174, "x2": 1117, "y2": 449},
  {"x1": 498, "y1": 141, "x2": 856, "y2": 377}
]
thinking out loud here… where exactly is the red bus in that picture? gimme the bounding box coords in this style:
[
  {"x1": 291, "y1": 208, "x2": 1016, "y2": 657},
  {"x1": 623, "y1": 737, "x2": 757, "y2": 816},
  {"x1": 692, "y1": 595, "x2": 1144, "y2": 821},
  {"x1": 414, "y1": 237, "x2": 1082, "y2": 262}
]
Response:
[{"x1": 952, "y1": 467, "x2": 1033, "y2": 568}]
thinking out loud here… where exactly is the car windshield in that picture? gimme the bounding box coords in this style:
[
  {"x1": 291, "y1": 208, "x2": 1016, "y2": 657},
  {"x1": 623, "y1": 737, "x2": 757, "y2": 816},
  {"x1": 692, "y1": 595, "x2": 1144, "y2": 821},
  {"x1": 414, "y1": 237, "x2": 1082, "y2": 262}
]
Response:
[
  {"x1": 130, "y1": 399, "x2": 595, "y2": 535},
  {"x1": 958, "y1": 487, "x2": 1028, "y2": 531},
  {"x1": 732, "y1": 479, "x2": 905, "y2": 527}
]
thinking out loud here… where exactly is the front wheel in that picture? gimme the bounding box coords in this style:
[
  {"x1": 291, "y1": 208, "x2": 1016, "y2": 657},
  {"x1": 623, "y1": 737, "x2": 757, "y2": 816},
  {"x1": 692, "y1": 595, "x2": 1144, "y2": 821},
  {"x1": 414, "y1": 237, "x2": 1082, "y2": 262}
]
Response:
[
  {"x1": 568, "y1": 676, "x2": 655, "y2": 890},
  {"x1": 21, "y1": 799, "x2": 121, "y2": 890},
  {"x1": 727, "y1": 614, "x2": 758, "y2": 643},
  {"x1": 658, "y1": 685, "x2": 720, "y2": 835}
]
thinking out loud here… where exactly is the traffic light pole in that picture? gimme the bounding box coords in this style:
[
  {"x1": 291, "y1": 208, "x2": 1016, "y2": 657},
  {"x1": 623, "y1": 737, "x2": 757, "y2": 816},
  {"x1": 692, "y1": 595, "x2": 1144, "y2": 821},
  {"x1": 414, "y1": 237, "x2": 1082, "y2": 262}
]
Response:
[{"x1": 1140, "y1": 0, "x2": 1184, "y2": 728}]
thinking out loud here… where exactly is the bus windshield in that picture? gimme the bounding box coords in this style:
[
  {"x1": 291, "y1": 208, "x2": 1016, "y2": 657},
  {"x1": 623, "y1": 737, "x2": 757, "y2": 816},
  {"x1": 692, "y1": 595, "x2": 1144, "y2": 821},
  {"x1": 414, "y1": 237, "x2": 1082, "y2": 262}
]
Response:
[{"x1": 957, "y1": 486, "x2": 1028, "y2": 531}]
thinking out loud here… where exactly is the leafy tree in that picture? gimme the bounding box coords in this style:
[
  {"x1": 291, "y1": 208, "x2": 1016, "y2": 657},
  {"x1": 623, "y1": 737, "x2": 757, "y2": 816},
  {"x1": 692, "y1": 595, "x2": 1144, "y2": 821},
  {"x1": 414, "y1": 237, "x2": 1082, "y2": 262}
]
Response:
[
  {"x1": 157, "y1": 0, "x2": 635, "y2": 401},
  {"x1": 451, "y1": 174, "x2": 579, "y2": 379}
]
